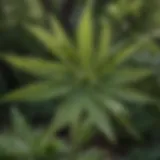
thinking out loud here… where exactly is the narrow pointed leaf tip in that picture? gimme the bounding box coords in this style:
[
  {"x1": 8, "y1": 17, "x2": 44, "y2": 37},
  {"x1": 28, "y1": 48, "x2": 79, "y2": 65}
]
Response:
[
  {"x1": 98, "y1": 19, "x2": 111, "y2": 64},
  {"x1": 11, "y1": 108, "x2": 32, "y2": 142},
  {"x1": 76, "y1": 0, "x2": 94, "y2": 69},
  {"x1": 1, "y1": 82, "x2": 71, "y2": 102},
  {"x1": 26, "y1": 24, "x2": 70, "y2": 61},
  {"x1": 111, "y1": 68, "x2": 152, "y2": 85},
  {"x1": 2, "y1": 55, "x2": 68, "y2": 78},
  {"x1": 113, "y1": 38, "x2": 147, "y2": 66},
  {"x1": 50, "y1": 17, "x2": 73, "y2": 49},
  {"x1": 86, "y1": 101, "x2": 116, "y2": 143}
]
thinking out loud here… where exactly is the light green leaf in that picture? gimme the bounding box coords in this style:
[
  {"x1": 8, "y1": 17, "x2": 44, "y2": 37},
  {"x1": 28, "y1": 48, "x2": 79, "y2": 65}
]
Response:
[
  {"x1": 97, "y1": 19, "x2": 111, "y2": 64},
  {"x1": 76, "y1": 1, "x2": 94, "y2": 69},
  {"x1": 3, "y1": 55, "x2": 68, "y2": 78},
  {"x1": 1, "y1": 81, "x2": 71, "y2": 102},
  {"x1": 11, "y1": 108, "x2": 33, "y2": 143}
]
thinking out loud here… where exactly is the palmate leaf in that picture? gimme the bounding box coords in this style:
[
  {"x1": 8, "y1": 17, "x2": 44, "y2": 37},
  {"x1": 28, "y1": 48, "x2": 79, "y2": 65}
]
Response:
[
  {"x1": 76, "y1": 0, "x2": 94, "y2": 70},
  {"x1": 1, "y1": 81, "x2": 72, "y2": 102},
  {"x1": 2, "y1": 55, "x2": 68, "y2": 79}
]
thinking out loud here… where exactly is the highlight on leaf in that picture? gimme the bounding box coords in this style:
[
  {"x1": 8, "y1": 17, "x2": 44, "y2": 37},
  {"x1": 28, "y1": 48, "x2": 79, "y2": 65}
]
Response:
[
  {"x1": 97, "y1": 19, "x2": 111, "y2": 64},
  {"x1": 76, "y1": 0, "x2": 94, "y2": 69}
]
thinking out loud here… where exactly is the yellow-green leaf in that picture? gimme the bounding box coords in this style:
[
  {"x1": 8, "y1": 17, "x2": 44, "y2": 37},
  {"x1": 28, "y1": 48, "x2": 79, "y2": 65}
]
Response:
[
  {"x1": 50, "y1": 17, "x2": 77, "y2": 64},
  {"x1": 1, "y1": 81, "x2": 71, "y2": 102},
  {"x1": 27, "y1": 24, "x2": 68, "y2": 61},
  {"x1": 51, "y1": 17, "x2": 74, "y2": 51},
  {"x1": 76, "y1": 1, "x2": 94, "y2": 69},
  {"x1": 3, "y1": 55, "x2": 68, "y2": 78},
  {"x1": 97, "y1": 20, "x2": 111, "y2": 64}
]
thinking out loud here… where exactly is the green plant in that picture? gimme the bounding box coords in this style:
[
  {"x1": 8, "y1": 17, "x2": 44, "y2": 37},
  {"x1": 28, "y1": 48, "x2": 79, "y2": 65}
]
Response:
[
  {"x1": 0, "y1": 0, "x2": 44, "y2": 27},
  {"x1": 124, "y1": 145, "x2": 160, "y2": 160},
  {"x1": 0, "y1": 108, "x2": 68, "y2": 159},
  {"x1": 1, "y1": 1, "x2": 154, "y2": 143},
  {"x1": 0, "y1": 107, "x2": 105, "y2": 160}
]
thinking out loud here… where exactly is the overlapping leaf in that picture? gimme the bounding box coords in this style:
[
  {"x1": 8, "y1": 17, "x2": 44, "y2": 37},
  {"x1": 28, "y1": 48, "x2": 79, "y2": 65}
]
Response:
[{"x1": 0, "y1": 0, "x2": 155, "y2": 146}]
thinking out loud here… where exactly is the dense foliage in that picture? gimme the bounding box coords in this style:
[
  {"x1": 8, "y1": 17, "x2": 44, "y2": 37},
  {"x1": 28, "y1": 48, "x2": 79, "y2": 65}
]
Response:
[{"x1": 0, "y1": 0, "x2": 160, "y2": 159}]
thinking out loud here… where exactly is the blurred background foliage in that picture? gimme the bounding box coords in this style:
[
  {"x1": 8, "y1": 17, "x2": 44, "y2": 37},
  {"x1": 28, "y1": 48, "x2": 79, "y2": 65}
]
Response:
[{"x1": 0, "y1": 0, "x2": 160, "y2": 159}]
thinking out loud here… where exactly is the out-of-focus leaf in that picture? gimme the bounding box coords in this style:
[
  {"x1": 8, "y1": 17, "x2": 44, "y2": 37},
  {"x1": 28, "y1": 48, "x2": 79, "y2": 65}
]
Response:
[
  {"x1": 75, "y1": 118, "x2": 94, "y2": 147},
  {"x1": 27, "y1": 0, "x2": 43, "y2": 20},
  {"x1": 87, "y1": 101, "x2": 116, "y2": 143},
  {"x1": 99, "y1": 95, "x2": 129, "y2": 117},
  {"x1": 41, "y1": 92, "x2": 87, "y2": 147},
  {"x1": 98, "y1": 96, "x2": 139, "y2": 138},
  {"x1": 109, "y1": 68, "x2": 152, "y2": 85},
  {"x1": 112, "y1": 88, "x2": 154, "y2": 103},
  {"x1": 97, "y1": 19, "x2": 111, "y2": 64},
  {"x1": 76, "y1": 0, "x2": 94, "y2": 70},
  {"x1": 0, "y1": 135, "x2": 31, "y2": 155},
  {"x1": 112, "y1": 38, "x2": 147, "y2": 67},
  {"x1": 77, "y1": 148, "x2": 105, "y2": 160},
  {"x1": 27, "y1": 25, "x2": 69, "y2": 62},
  {"x1": 52, "y1": 92, "x2": 87, "y2": 131},
  {"x1": 51, "y1": 17, "x2": 74, "y2": 52},
  {"x1": 2, "y1": 55, "x2": 68, "y2": 78},
  {"x1": 1, "y1": 81, "x2": 71, "y2": 102},
  {"x1": 11, "y1": 108, "x2": 33, "y2": 142}
]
